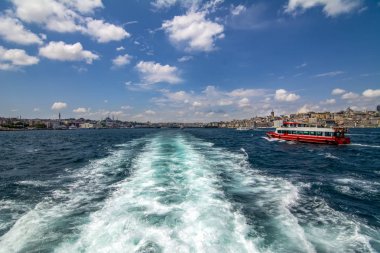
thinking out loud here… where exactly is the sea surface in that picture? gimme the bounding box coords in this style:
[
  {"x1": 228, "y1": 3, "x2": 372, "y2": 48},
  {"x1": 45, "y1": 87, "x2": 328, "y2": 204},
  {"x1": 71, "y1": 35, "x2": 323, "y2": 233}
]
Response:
[{"x1": 0, "y1": 128, "x2": 379, "y2": 253}]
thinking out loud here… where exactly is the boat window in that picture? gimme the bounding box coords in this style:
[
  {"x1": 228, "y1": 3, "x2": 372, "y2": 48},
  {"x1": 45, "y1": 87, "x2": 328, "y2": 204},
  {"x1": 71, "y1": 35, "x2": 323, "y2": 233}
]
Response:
[
  {"x1": 304, "y1": 131, "x2": 309, "y2": 135},
  {"x1": 292, "y1": 131, "x2": 297, "y2": 134},
  {"x1": 325, "y1": 132, "x2": 332, "y2": 137},
  {"x1": 309, "y1": 131, "x2": 315, "y2": 135},
  {"x1": 317, "y1": 132, "x2": 323, "y2": 136}
]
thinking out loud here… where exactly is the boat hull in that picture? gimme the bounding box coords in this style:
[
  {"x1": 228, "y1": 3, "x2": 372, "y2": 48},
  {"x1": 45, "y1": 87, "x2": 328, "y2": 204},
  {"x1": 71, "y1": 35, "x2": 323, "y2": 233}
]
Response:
[{"x1": 266, "y1": 132, "x2": 350, "y2": 145}]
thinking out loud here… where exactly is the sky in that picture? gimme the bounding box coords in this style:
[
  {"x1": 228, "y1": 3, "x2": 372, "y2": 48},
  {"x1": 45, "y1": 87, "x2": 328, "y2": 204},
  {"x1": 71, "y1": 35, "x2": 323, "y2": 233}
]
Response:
[{"x1": 0, "y1": 0, "x2": 379, "y2": 122}]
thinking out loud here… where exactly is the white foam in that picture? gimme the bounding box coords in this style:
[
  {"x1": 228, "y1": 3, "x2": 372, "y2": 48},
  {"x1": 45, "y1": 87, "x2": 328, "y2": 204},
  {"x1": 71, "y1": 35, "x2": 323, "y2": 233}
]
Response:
[
  {"x1": 349, "y1": 143, "x2": 380, "y2": 148},
  {"x1": 0, "y1": 138, "x2": 145, "y2": 253},
  {"x1": 293, "y1": 196, "x2": 378, "y2": 253},
  {"x1": 56, "y1": 134, "x2": 260, "y2": 253}
]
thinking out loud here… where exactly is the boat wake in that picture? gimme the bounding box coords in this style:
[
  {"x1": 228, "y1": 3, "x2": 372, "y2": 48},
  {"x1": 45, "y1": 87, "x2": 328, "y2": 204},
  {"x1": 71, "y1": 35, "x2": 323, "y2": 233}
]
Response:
[
  {"x1": 349, "y1": 143, "x2": 380, "y2": 148},
  {"x1": 0, "y1": 132, "x2": 378, "y2": 253}
]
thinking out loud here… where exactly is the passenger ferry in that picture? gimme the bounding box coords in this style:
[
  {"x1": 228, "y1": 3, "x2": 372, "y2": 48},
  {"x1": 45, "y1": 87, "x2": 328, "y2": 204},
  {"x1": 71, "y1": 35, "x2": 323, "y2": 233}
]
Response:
[{"x1": 266, "y1": 121, "x2": 350, "y2": 145}]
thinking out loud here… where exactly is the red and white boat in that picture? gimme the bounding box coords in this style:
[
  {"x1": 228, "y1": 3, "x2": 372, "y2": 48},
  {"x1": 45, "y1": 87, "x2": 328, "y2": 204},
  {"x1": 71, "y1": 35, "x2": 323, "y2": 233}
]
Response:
[{"x1": 266, "y1": 122, "x2": 350, "y2": 145}]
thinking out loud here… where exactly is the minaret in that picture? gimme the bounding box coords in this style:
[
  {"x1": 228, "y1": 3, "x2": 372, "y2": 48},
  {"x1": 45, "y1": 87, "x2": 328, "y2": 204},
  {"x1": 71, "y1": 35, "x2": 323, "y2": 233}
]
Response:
[
  {"x1": 59, "y1": 112, "x2": 61, "y2": 121},
  {"x1": 271, "y1": 109, "x2": 274, "y2": 118}
]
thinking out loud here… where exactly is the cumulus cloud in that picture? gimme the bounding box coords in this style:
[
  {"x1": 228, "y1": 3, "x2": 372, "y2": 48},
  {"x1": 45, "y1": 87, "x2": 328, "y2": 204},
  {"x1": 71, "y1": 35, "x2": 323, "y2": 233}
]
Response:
[
  {"x1": 0, "y1": 46, "x2": 39, "y2": 70},
  {"x1": 0, "y1": 16, "x2": 43, "y2": 45},
  {"x1": 85, "y1": 19, "x2": 130, "y2": 43},
  {"x1": 61, "y1": 0, "x2": 104, "y2": 14},
  {"x1": 152, "y1": 0, "x2": 200, "y2": 9},
  {"x1": 331, "y1": 88, "x2": 346, "y2": 95},
  {"x1": 9, "y1": 0, "x2": 128, "y2": 42},
  {"x1": 228, "y1": 88, "x2": 266, "y2": 97},
  {"x1": 112, "y1": 54, "x2": 132, "y2": 67},
  {"x1": 237, "y1": 97, "x2": 250, "y2": 108},
  {"x1": 162, "y1": 11, "x2": 224, "y2": 52},
  {"x1": 275, "y1": 89, "x2": 300, "y2": 102},
  {"x1": 320, "y1": 98, "x2": 336, "y2": 105},
  {"x1": 51, "y1": 102, "x2": 67, "y2": 110},
  {"x1": 11, "y1": 0, "x2": 83, "y2": 32},
  {"x1": 39, "y1": 41, "x2": 99, "y2": 64},
  {"x1": 73, "y1": 107, "x2": 88, "y2": 113},
  {"x1": 285, "y1": 0, "x2": 362, "y2": 17},
  {"x1": 362, "y1": 89, "x2": 380, "y2": 98},
  {"x1": 298, "y1": 104, "x2": 320, "y2": 113},
  {"x1": 341, "y1": 92, "x2": 359, "y2": 99},
  {"x1": 116, "y1": 46, "x2": 125, "y2": 51},
  {"x1": 135, "y1": 61, "x2": 182, "y2": 84}
]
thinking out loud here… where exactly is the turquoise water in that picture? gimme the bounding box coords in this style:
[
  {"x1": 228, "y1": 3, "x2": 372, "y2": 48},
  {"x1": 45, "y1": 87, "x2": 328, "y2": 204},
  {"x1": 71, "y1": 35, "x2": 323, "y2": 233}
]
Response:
[{"x1": 0, "y1": 129, "x2": 379, "y2": 252}]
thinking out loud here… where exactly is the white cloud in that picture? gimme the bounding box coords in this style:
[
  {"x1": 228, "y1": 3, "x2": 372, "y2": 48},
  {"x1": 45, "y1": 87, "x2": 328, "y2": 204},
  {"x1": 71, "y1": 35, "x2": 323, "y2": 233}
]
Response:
[
  {"x1": 73, "y1": 107, "x2": 88, "y2": 113},
  {"x1": 145, "y1": 110, "x2": 156, "y2": 115},
  {"x1": 51, "y1": 102, "x2": 67, "y2": 110},
  {"x1": 192, "y1": 101, "x2": 202, "y2": 107},
  {"x1": 177, "y1": 55, "x2": 193, "y2": 62},
  {"x1": 39, "y1": 41, "x2": 99, "y2": 64},
  {"x1": 85, "y1": 19, "x2": 130, "y2": 43},
  {"x1": 298, "y1": 104, "x2": 320, "y2": 113},
  {"x1": 0, "y1": 46, "x2": 39, "y2": 70},
  {"x1": 10, "y1": 0, "x2": 128, "y2": 42},
  {"x1": 237, "y1": 97, "x2": 250, "y2": 108},
  {"x1": 152, "y1": 0, "x2": 200, "y2": 9},
  {"x1": 341, "y1": 92, "x2": 359, "y2": 99},
  {"x1": 112, "y1": 54, "x2": 132, "y2": 67},
  {"x1": 228, "y1": 88, "x2": 266, "y2": 97},
  {"x1": 116, "y1": 46, "x2": 125, "y2": 51},
  {"x1": 162, "y1": 11, "x2": 224, "y2": 52},
  {"x1": 33, "y1": 108, "x2": 40, "y2": 112},
  {"x1": 135, "y1": 61, "x2": 182, "y2": 84},
  {"x1": 362, "y1": 89, "x2": 380, "y2": 98},
  {"x1": 231, "y1": 5, "x2": 247, "y2": 16},
  {"x1": 152, "y1": 0, "x2": 179, "y2": 8},
  {"x1": 275, "y1": 89, "x2": 300, "y2": 102},
  {"x1": 314, "y1": 70, "x2": 344, "y2": 77},
  {"x1": 61, "y1": 0, "x2": 103, "y2": 14},
  {"x1": 285, "y1": 0, "x2": 362, "y2": 17},
  {"x1": 321, "y1": 98, "x2": 336, "y2": 105},
  {"x1": 331, "y1": 88, "x2": 346, "y2": 95},
  {"x1": 164, "y1": 90, "x2": 190, "y2": 102},
  {"x1": 11, "y1": 0, "x2": 83, "y2": 33},
  {"x1": 0, "y1": 16, "x2": 43, "y2": 45},
  {"x1": 218, "y1": 98, "x2": 233, "y2": 106}
]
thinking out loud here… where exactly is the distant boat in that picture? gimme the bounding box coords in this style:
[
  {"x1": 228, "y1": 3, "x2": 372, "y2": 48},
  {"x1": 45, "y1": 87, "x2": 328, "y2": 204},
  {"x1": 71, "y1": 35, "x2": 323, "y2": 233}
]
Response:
[
  {"x1": 266, "y1": 121, "x2": 350, "y2": 144},
  {"x1": 236, "y1": 127, "x2": 252, "y2": 131}
]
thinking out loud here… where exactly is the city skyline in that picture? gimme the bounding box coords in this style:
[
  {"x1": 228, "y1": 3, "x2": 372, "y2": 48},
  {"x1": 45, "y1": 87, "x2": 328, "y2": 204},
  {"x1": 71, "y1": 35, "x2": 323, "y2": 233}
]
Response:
[{"x1": 1, "y1": 0, "x2": 380, "y2": 122}]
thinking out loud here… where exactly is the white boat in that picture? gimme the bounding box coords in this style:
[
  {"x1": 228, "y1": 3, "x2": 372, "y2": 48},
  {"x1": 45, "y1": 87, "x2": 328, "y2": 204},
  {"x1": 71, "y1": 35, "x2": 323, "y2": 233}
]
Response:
[{"x1": 236, "y1": 127, "x2": 252, "y2": 131}]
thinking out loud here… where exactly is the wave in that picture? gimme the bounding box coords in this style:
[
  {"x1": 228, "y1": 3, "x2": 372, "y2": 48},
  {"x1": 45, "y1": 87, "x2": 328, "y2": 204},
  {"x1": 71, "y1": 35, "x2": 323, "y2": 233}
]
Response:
[
  {"x1": 1, "y1": 133, "x2": 378, "y2": 253},
  {"x1": 0, "y1": 138, "x2": 146, "y2": 253},
  {"x1": 349, "y1": 143, "x2": 380, "y2": 148},
  {"x1": 55, "y1": 134, "x2": 260, "y2": 253}
]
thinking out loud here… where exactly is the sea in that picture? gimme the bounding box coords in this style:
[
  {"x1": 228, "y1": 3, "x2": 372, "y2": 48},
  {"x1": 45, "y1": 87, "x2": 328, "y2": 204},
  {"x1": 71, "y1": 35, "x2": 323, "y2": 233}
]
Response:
[{"x1": 0, "y1": 128, "x2": 379, "y2": 253}]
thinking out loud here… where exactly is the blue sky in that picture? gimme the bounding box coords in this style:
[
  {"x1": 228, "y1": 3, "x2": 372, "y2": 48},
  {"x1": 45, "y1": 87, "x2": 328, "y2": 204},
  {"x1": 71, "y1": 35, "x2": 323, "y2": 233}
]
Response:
[{"x1": 0, "y1": 0, "x2": 379, "y2": 122}]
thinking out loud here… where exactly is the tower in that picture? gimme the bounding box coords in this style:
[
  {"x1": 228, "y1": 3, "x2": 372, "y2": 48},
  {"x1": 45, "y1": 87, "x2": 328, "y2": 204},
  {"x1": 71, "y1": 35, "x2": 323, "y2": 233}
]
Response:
[
  {"x1": 59, "y1": 112, "x2": 61, "y2": 120},
  {"x1": 271, "y1": 109, "x2": 274, "y2": 118}
]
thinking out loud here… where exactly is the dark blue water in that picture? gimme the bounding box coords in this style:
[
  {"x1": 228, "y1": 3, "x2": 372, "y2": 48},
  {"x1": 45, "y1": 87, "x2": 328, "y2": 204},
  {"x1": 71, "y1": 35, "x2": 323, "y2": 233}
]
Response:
[{"x1": 0, "y1": 128, "x2": 379, "y2": 252}]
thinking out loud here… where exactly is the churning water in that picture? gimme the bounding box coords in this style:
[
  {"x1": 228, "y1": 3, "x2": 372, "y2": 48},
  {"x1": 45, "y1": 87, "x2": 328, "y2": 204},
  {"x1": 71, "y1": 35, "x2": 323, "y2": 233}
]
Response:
[{"x1": 0, "y1": 128, "x2": 379, "y2": 252}]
